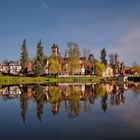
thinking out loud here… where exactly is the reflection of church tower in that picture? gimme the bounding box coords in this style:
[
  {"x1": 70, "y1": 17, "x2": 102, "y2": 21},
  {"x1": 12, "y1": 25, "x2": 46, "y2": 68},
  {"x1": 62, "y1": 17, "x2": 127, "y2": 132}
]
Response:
[
  {"x1": 51, "y1": 102, "x2": 60, "y2": 116},
  {"x1": 51, "y1": 44, "x2": 60, "y2": 58},
  {"x1": 101, "y1": 94, "x2": 107, "y2": 112}
]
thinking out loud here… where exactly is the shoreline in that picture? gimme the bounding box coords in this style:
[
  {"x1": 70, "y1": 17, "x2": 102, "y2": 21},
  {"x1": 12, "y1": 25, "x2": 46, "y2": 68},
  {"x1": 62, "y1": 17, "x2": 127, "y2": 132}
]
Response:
[{"x1": 0, "y1": 76, "x2": 139, "y2": 85}]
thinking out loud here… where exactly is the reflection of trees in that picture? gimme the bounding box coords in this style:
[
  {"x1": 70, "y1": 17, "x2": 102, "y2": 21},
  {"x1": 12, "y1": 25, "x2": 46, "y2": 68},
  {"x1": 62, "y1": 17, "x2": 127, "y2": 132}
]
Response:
[
  {"x1": 101, "y1": 94, "x2": 107, "y2": 112},
  {"x1": 110, "y1": 84, "x2": 125, "y2": 106},
  {"x1": 94, "y1": 84, "x2": 107, "y2": 97},
  {"x1": 48, "y1": 86, "x2": 62, "y2": 115},
  {"x1": 83, "y1": 100, "x2": 91, "y2": 112},
  {"x1": 68, "y1": 100, "x2": 80, "y2": 119},
  {"x1": 20, "y1": 85, "x2": 28, "y2": 123},
  {"x1": 66, "y1": 86, "x2": 81, "y2": 119},
  {"x1": 0, "y1": 82, "x2": 137, "y2": 126},
  {"x1": 2, "y1": 83, "x2": 132, "y2": 122},
  {"x1": 32, "y1": 85, "x2": 45, "y2": 122},
  {"x1": 85, "y1": 85, "x2": 94, "y2": 103},
  {"x1": 83, "y1": 85, "x2": 95, "y2": 112},
  {"x1": 94, "y1": 84, "x2": 108, "y2": 112}
]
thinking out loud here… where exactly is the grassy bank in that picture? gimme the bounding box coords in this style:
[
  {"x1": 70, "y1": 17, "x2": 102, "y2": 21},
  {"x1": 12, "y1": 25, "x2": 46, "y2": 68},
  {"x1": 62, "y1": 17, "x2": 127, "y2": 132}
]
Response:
[
  {"x1": 0, "y1": 76, "x2": 57, "y2": 85},
  {"x1": 58, "y1": 76, "x2": 101, "y2": 83},
  {"x1": 0, "y1": 76, "x2": 101, "y2": 85}
]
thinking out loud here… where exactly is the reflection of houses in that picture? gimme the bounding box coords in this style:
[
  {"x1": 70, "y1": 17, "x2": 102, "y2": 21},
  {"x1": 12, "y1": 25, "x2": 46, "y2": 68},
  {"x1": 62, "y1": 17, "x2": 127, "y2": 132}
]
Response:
[
  {"x1": 0, "y1": 86, "x2": 21, "y2": 99},
  {"x1": 9, "y1": 86, "x2": 21, "y2": 95},
  {"x1": 128, "y1": 83, "x2": 140, "y2": 90},
  {"x1": 60, "y1": 84, "x2": 85, "y2": 99},
  {"x1": 27, "y1": 87, "x2": 33, "y2": 98},
  {"x1": 103, "y1": 84, "x2": 114, "y2": 94},
  {"x1": 118, "y1": 75, "x2": 128, "y2": 82},
  {"x1": 0, "y1": 84, "x2": 135, "y2": 120},
  {"x1": 1, "y1": 86, "x2": 21, "y2": 95},
  {"x1": 102, "y1": 66, "x2": 114, "y2": 77}
]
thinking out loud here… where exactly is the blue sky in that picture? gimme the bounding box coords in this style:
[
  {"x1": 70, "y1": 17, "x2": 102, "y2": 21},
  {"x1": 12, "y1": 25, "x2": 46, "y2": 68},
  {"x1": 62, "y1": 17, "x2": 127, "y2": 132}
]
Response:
[{"x1": 0, "y1": 0, "x2": 140, "y2": 66}]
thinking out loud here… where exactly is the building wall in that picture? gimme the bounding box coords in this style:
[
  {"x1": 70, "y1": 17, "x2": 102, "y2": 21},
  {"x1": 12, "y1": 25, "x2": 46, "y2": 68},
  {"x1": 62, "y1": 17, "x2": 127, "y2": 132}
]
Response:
[{"x1": 102, "y1": 66, "x2": 114, "y2": 77}]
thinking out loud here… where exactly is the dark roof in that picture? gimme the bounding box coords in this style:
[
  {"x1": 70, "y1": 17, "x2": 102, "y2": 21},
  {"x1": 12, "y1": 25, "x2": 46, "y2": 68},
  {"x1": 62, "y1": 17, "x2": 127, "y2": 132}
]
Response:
[{"x1": 51, "y1": 44, "x2": 59, "y2": 49}]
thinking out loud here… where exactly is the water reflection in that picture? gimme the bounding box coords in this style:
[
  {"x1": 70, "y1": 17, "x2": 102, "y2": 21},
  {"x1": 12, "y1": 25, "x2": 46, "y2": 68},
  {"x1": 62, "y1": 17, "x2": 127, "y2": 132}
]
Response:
[{"x1": 0, "y1": 83, "x2": 140, "y2": 123}]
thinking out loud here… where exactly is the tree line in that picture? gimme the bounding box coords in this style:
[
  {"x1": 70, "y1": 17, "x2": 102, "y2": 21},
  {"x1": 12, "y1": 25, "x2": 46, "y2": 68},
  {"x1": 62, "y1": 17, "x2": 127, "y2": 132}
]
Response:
[{"x1": 20, "y1": 39, "x2": 124, "y2": 77}]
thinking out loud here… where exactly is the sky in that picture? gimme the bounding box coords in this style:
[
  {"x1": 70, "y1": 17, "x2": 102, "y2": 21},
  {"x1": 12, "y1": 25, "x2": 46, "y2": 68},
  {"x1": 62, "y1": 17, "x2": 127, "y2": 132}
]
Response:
[{"x1": 0, "y1": 0, "x2": 140, "y2": 66}]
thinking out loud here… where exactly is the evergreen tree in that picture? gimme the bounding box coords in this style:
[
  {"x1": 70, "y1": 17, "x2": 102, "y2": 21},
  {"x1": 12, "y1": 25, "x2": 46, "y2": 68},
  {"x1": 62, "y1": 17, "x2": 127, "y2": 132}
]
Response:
[
  {"x1": 36, "y1": 40, "x2": 44, "y2": 64},
  {"x1": 34, "y1": 61, "x2": 43, "y2": 76},
  {"x1": 34, "y1": 40, "x2": 45, "y2": 76},
  {"x1": 100, "y1": 48, "x2": 107, "y2": 66},
  {"x1": 20, "y1": 39, "x2": 28, "y2": 75}
]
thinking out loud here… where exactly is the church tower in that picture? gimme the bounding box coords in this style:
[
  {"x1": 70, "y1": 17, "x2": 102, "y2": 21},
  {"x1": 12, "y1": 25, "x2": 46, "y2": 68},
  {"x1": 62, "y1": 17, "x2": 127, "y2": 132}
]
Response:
[{"x1": 51, "y1": 43, "x2": 60, "y2": 57}]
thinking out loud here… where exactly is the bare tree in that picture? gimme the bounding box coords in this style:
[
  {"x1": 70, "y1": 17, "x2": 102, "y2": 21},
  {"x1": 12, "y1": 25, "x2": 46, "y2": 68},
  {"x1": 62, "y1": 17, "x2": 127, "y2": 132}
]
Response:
[
  {"x1": 67, "y1": 42, "x2": 81, "y2": 74},
  {"x1": 109, "y1": 53, "x2": 119, "y2": 65},
  {"x1": 64, "y1": 49, "x2": 68, "y2": 58},
  {"x1": 82, "y1": 48, "x2": 90, "y2": 59},
  {"x1": 109, "y1": 54, "x2": 114, "y2": 65},
  {"x1": 114, "y1": 53, "x2": 118, "y2": 64},
  {"x1": 132, "y1": 61, "x2": 139, "y2": 67}
]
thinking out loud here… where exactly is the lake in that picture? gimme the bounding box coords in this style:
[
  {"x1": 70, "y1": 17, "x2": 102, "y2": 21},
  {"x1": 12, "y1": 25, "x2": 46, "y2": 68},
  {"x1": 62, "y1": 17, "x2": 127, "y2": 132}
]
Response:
[{"x1": 0, "y1": 83, "x2": 140, "y2": 140}]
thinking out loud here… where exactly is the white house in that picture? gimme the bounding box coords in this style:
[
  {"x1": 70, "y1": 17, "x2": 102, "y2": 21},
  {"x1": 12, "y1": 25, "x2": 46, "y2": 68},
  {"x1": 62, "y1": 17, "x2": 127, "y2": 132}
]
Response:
[
  {"x1": 1, "y1": 61, "x2": 21, "y2": 75},
  {"x1": 9, "y1": 61, "x2": 21, "y2": 75}
]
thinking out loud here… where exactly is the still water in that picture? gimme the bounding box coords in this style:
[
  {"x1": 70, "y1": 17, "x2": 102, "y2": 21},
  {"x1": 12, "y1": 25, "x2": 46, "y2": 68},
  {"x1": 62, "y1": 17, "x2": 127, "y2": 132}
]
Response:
[{"x1": 0, "y1": 83, "x2": 140, "y2": 140}]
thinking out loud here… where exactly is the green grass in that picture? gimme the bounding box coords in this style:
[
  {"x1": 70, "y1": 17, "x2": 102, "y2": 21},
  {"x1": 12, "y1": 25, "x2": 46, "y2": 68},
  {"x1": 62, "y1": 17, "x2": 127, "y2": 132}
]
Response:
[
  {"x1": 0, "y1": 76, "x2": 57, "y2": 85},
  {"x1": 0, "y1": 76, "x2": 101, "y2": 85},
  {"x1": 57, "y1": 76, "x2": 101, "y2": 83}
]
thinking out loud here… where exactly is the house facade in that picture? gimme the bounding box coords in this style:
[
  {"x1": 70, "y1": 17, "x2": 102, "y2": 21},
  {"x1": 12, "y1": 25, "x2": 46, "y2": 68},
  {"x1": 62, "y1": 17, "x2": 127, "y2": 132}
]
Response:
[
  {"x1": 44, "y1": 45, "x2": 86, "y2": 75},
  {"x1": 61, "y1": 57, "x2": 86, "y2": 75},
  {"x1": 9, "y1": 61, "x2": 21, "y2": 75},
  {"x1": 102, "y1": 66, "x2": 114, "y2": 77},
  {"x1": 0, "y1": 63, "x2": 3, "y2": 72},
  {"x1": 0, "y1": 61, "x2": 21, "y2": 75}
]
